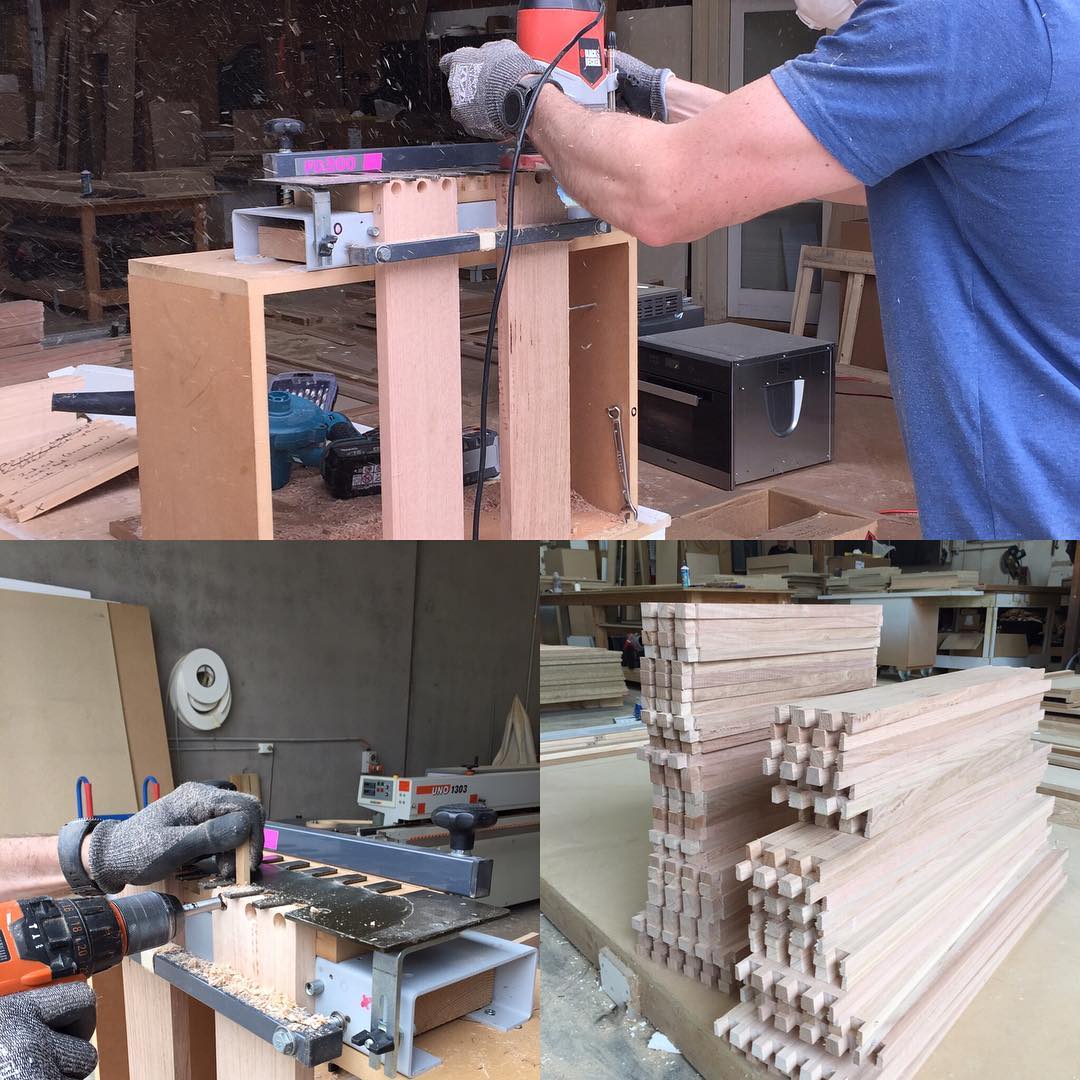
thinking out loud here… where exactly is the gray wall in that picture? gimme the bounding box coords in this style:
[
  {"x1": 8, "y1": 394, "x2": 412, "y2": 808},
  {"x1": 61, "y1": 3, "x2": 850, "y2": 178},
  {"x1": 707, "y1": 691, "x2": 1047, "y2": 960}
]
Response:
[{"x1": 0, "y1": 542, "x2": 539, "y2": 822}]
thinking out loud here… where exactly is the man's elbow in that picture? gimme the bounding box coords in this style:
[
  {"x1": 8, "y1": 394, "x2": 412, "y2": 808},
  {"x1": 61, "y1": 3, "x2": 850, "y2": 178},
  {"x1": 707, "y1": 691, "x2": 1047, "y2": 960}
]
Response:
[{"x1": 632, "y1": 210, "x2": 684, "y2": 248}]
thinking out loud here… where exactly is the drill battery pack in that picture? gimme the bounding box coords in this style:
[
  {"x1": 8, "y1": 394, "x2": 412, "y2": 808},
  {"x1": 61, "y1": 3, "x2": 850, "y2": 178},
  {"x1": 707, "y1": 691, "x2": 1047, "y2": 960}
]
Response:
[{"x1": 322, "y1": 427, "x2": 500, "y2": 499}]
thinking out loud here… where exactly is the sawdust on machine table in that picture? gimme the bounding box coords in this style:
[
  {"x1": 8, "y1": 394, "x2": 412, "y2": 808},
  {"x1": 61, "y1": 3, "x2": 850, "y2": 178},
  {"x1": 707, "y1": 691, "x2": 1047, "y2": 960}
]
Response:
[{"x1": 159, "y1": 944, "x2": 331, "y2": 1031}]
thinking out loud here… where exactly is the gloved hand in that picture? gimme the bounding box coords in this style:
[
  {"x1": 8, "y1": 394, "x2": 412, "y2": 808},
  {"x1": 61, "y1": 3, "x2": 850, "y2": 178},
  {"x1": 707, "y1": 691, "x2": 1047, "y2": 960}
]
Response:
[
  {"x1": 85, "y1": 782, "x2": 264, "y2": 893},
  {"x1": 440, "y1": 40, "x2": 546, "y2": 141},
  {"x1": 612, "y1": 50, "x2": 673, "y2": 122},
  {"x1": 0, "y1": 984, "x2": 97, "y2": 1080}
]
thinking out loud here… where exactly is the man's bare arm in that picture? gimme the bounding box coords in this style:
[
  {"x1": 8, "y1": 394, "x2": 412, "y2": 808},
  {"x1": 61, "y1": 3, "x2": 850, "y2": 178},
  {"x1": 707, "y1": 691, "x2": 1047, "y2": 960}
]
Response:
[
  {"x1": 0, "y1": 837, "x2": 69, "y2": 901},
  {"x1": 528, "y1": 74, "x2": 861, "y2": 246}
]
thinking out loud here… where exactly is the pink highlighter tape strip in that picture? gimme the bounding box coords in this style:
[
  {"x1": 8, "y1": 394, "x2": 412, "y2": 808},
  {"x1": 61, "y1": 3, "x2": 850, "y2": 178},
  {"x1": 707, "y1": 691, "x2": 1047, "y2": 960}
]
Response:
[
  {"x1": 362, "y1": 152, "x2": 384, "y2": 172},
  {"x1": 263, "y1": 826, "x2": 280, "y2": 853}
]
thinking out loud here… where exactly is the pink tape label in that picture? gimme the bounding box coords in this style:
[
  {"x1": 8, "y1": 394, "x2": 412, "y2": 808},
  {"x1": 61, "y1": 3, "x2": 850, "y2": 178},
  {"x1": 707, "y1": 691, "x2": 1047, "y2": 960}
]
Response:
[
  {"x1": 362, "y1": 152, "x2": 384, "y2": 172},
  {"x1": 264, "y1": 827, "x2": 280, "y2": 852}
]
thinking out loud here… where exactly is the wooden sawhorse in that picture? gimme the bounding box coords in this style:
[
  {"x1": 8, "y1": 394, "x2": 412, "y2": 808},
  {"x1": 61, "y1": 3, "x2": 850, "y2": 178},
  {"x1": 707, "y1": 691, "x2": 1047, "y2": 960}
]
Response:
[{"x1": 789, "y1": 245, "x2": 877, "y2": 366}]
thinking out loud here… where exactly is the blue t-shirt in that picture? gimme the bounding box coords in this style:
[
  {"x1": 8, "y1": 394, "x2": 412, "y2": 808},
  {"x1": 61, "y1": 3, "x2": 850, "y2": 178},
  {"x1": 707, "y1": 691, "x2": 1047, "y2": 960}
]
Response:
[{"x1": 772, "y1": 0, "x2": 1079, "y2": 537}]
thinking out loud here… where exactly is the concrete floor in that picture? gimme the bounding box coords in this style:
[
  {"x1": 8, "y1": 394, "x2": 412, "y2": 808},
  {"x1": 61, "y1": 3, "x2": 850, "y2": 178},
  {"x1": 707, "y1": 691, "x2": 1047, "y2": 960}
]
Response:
[{"x1": 541, "y1": 915, "x2": 701, "y2": 1080}]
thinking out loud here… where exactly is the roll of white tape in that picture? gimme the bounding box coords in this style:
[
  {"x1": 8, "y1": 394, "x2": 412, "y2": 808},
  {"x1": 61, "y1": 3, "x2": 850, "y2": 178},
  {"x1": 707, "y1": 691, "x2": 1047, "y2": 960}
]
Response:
[{"x1": 168, "y1": 649, "x2": 232, "y2": 731}]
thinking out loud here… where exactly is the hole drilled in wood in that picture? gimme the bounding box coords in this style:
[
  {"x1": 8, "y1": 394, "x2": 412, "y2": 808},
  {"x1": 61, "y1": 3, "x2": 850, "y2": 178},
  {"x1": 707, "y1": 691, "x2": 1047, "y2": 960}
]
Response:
[
  {"x1": 416, "y1": 180, "x2": 428, "y2": 193},
  {"x1": 390, "y1": 181, "x2": 403, "y2": 195},
  {"x1": 244, "y1": 903, "x2": 258, "y2": 921},
  {"x1": 273, "y1": 912, "x2": 287, "y2": 929},
  {"x1": 440, "y1": 178, "x2": 452, "y2": 191}
]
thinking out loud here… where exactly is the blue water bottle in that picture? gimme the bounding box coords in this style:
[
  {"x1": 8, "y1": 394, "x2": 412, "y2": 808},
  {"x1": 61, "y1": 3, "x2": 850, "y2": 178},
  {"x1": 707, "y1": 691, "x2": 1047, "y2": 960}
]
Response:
[{"x1": 679, "y1": 562, "x2": 691, "y2": 588}]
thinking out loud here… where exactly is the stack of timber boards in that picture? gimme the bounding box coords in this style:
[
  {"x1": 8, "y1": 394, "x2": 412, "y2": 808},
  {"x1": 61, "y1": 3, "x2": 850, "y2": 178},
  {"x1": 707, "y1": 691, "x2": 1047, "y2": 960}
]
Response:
[
  {"x1": 826, "y1": 568, "x2": 900, "y2": 594},
  {"x1": 631, "y1": 603, "x2": 882, "y2": 993},
  {"x1": 540, "y1": 645, "x2": 628, "y2": 709},
  {"x1": 716, "y1": 665, "x2": 1065, "y2": 1079},
  {"x1": 1036, "y1": 672, "x2": 1080, "y2": 827}
]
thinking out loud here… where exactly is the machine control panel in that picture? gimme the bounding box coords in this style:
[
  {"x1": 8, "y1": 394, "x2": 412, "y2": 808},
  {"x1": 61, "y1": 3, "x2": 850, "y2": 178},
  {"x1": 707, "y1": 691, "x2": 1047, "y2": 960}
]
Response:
[{"x1": 360, "y1": 777, "x2": 394, "y2": 802}]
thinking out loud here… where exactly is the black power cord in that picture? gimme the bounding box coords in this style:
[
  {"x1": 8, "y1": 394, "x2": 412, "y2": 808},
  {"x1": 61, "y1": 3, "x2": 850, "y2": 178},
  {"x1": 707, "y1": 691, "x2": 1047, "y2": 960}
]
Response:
[{"x1": 471, "y1": 2, "x2": 607, "y2": 540}]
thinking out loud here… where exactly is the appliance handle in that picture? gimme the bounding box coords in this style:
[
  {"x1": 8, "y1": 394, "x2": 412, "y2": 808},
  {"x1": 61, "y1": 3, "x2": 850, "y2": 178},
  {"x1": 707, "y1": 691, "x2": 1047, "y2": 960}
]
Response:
[
  {"x1": 638, "y1": 380, "x2": 700, "y2": 407},
  {"x1": 765, "y1": 377, "x2": 805, "y2": 437}
]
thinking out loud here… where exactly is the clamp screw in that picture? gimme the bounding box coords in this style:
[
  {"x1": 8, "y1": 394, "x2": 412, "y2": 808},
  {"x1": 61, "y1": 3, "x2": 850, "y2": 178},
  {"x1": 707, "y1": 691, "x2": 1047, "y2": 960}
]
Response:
[
  {"x1": 272, "y1": 1028, "x2": 297, "y2": 1056},
  {"x1": 596, "y1": 221, "x2": 612, "y2": 234},
  {"x1": 375, "y1": 245, "x2": 392, "y2": 263},
  {"x1": 367, "y1": 226, "x2": 381, "y2": 238}
]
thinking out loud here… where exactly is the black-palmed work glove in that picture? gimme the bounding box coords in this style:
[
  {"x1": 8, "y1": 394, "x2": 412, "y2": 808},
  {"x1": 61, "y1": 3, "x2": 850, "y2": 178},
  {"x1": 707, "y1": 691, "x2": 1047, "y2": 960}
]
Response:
[
  {"x1": 0, "y1": 984, "x2": 97, "y2": 1080},
  {"x1": 612, "y1": 50, "x2": 673, "y2": 122},
  {"x1": 85, "y1": 782, "x2": 264, "y2": 893},
  {"x1": 440, "y1": 40, "x2": 546, "y2": 141}
]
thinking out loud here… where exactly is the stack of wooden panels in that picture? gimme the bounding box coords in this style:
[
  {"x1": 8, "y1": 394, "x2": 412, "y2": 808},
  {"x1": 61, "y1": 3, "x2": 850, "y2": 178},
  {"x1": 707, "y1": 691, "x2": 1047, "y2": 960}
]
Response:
[
  {"x1": 1036, "y1": 673, "x2": 1080, "y2": 827},
  {"x1": 826, "y1": 568, "x2": 899, "y2": 594},
  {"x1": 717, "y1": 665, "x2": 1064, "y2": 1079},
  {"x1": 889, "y1": 569, "x2": 980, "y2": 591},
  {"x1": 763, "y1": 667, "x2": 1047, "y2": 834},
  {"x1": 631, "y1": 604, "x2": 882, "y2": 993},
  {"x1": 539, "y1": 645, "x2": 628, "y2": 709},
  {"x1": 783, "y1": 573, "x2": 828, "y2": 599}
]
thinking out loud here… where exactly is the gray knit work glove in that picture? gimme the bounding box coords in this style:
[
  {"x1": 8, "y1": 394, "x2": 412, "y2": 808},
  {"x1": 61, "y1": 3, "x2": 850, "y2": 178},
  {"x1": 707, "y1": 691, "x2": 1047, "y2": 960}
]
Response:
[
  {"x1": 440, "y1": 40, "x2": 546, "y2": 141},
  {"x1": 612, "y1": 50, "x2": 673, "y2": 122},
  {"x1": 86, "y1": 782, "x2": 265, "y2": 893},
  {"x1": 0, "y1": 984, "x2": 97, "y2": 1080}
]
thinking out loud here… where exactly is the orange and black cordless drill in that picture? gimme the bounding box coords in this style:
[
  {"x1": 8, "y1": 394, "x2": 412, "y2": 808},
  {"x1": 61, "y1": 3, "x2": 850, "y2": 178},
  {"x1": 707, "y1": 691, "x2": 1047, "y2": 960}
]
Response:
[{"x1": 0, "y1": 892, "x2": 221, "y2": 997}]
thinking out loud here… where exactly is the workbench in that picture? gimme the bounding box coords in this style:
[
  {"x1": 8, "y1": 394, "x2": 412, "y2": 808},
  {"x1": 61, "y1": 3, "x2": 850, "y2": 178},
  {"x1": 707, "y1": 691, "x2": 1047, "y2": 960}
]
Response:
[
  {"x1": 817, "y1": 585, "x2": 1069, "y2": 670},
  {"x1": 0, "y1": 184, "x2": 211, "y2": 321},
  {"x1": 540, "y1": 586, "x2": 791, "y2": 647},
  {"x1": 122, "y1": 835, "x2": 539, "y2": 1080},
  {"x1": 125, "y1": 171, "x2": 653, "y2": 540}
]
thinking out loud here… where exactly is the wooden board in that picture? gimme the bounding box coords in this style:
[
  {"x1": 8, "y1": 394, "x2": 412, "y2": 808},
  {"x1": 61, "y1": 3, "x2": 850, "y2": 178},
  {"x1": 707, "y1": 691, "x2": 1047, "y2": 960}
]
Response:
[
  {"x1": 0, "y1": 420, "x2": 137, "y2": 521},
  {"x1": 0, "y1": 591, "x2": 135, "y2": 833},
  {"x1": 496, "y1": 173, "x2": 571, "y2": 538},
  {"x1": 131, "y1": 275, "x2": 272, "y2": 539},
  {"x1": 569, "y1": 239, "x2": 637, "y2": 516},
  {"x1": 374, "y1": 177, "x2": 464, "y2": 539}
]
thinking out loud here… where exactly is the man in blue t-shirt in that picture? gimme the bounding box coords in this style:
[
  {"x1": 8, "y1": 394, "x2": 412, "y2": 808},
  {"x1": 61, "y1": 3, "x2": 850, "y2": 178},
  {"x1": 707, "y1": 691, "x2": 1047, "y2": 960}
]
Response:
[{"x1": 442, "y1": 0, "x2": 1079, "y2": 538}]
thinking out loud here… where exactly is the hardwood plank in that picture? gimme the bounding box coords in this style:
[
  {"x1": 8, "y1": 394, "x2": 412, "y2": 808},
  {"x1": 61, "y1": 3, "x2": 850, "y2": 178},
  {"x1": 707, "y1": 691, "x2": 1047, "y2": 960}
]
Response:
[
  {"x1": 496, "y1": 173, "x2": 571, "y2": 537},
  {"x1": 374, "y1": 177, "x2": 464, "y2": 539}
]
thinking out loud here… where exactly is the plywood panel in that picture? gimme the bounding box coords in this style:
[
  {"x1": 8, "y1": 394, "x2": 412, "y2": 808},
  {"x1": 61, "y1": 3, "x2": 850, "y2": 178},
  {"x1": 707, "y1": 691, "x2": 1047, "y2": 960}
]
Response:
[{"x1": 569, "y1": 241, "x2": 637, "y2": 515}]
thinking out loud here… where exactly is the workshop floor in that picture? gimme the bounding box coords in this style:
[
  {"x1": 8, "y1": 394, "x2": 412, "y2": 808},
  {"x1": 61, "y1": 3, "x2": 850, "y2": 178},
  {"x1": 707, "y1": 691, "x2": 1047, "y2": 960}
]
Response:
[
  {"x1": 638, "y1": 374, "x2": 920, "y2": 538},
  {"x1": 4, "y1": 309, "x2": 918, "y2": 539},
  {"x1": 541, "y1": 915, "x2": 701, "y2": 1080}
]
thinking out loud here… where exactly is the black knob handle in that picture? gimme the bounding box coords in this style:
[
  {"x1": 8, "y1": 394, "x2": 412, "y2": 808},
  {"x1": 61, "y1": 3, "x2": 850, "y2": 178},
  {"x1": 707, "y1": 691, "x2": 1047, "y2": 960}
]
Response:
[
  {"x1": 264, "y1": 117, "x2": 306, "y2": 151},
  {"x1": 431, "y1": 803, "x2": 498, "y2": 853}
]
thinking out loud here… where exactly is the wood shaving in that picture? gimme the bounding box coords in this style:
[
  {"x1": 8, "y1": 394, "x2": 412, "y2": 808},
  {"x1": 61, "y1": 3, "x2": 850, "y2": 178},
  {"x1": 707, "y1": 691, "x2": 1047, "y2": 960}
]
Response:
[{"x1": 158, "y1": 945, "x2": 331, "y2": 1032}]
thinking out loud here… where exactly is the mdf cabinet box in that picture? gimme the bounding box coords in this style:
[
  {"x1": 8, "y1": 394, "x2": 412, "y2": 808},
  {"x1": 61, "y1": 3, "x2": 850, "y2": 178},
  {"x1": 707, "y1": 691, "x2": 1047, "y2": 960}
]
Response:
[{"x1": 0, "y1": 588, "x2": 173, "y2": 836}]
